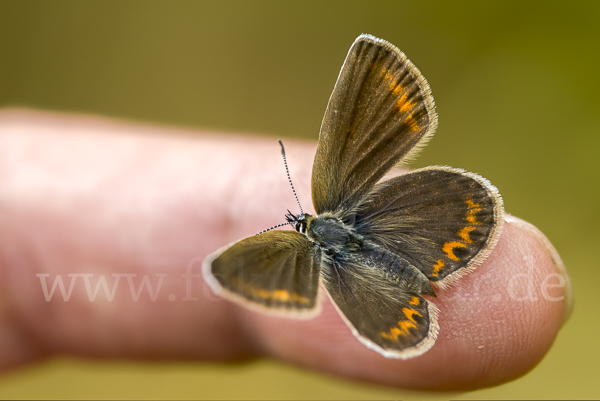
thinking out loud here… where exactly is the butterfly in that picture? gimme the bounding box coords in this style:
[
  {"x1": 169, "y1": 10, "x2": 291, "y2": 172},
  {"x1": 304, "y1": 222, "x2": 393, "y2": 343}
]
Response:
[{"x1": 202, "y1": 34, "x2": 504, "y2": 359}]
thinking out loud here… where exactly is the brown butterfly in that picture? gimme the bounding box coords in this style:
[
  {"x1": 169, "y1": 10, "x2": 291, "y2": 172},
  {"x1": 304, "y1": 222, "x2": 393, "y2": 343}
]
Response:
[{"x1": 203, "y1": 34, "x2": 503, "y2": 358}]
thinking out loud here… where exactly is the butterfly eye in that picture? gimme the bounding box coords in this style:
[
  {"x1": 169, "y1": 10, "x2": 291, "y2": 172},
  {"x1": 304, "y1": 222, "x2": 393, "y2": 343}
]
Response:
[
  {"x1": 297, "y1": 214, "x2": 309, "y2": 234},
  {"x1": 285, "y1": 211, "x2": 308, "y2": 234}
]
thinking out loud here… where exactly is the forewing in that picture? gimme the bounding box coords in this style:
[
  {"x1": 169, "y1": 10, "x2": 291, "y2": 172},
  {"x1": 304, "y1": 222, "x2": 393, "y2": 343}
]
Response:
[
  {"x1": 312, "y1": 34, "x2": 437, "y2": 215},
  {"x1": 322, "y1": 254, "x2": 438, "y2": 359},
  {"x1": 202, "y1": 230, "x2": 321, "y2": 316},
  {"x1": 355, "y1": 166, "x2": 504, "y2": 287}
]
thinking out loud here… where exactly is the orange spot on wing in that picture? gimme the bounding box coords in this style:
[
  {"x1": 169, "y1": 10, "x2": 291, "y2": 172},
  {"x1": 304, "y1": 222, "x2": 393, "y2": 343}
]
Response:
[
  {"x1": 379, "y1": 66, "x2": 393, "y2": 81},
  {"x1": 458, "y1": 226, "x2": 476, "y2": 243},
  {"x1": 397, "y1": 93, "x2": 414, "y2": 113},
  {"x1": 443, "y1": 241, "x2": 467, "y2": 261},
  {"x1": 438, "y1": 199, "x2": 487, "y2": 264},
  {"x1": 272, "y1": 290, "x2": 291, "y2": 301},
  {"x1": 466, "y1": 199, "x2": 481, "y2": 208},
  {"x1": 378, "y1": 65, "x2": 402, "y2": 92},
  {"x1": 409, "y1": 296, "x2": 420, "y2": 305},
  {"x1": 392, "y1": 84, "x2": 405, "y2": 96},
  {"x1": 402, "y1": 308, "x2": 422, "y2": 324},
  {"x1": 465, "y1": 198, "x2": 483, "y2": 225},
  {"x1": 380, "y1": 327, "x2": 403, "y2": 341},
  {"x1": 379, "y1": 320, "x2": 418, "y2": 341},
  {"x1": 378, "y1": 66, "x2": 413, "y2": 112},
  {"x1": 404, "y1": 114, "x2": 420, "y2": 131},
  {"x1": 400, "y1": 320, "x2": 417, "y2": 331},
  {"x1": 254, "y1": 288, "x2": 310, "y2": 304},
  {"x1": 432, "y1": 259, "x2": 444, "y2": 277}
]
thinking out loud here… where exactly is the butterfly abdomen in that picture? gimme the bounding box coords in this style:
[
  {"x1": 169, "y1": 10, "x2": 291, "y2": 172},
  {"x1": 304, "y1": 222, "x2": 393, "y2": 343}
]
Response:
[{"x1": 361, "y1": 243, "x2": 436, "y2": 297}]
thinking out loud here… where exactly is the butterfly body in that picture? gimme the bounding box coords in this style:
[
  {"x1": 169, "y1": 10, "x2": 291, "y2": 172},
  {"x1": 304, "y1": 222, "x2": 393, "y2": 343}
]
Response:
[
  {"x1": 289, "y1": 210, "x2": 436, "y2": 298},
  {"x1": 203, "y1": 34, "x2": 504, "y2": 359}
]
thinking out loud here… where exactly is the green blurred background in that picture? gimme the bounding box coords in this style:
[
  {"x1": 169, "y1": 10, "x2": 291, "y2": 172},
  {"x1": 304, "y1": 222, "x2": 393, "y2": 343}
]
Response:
[{"x1": 0, "y1": 1, "x2": 598, "y2": 399}]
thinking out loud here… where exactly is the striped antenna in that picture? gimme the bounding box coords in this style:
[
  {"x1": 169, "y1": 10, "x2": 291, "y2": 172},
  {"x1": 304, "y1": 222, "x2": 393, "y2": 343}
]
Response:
[
  {"x1": 256, "y1": 221, "x2": 292, "y2": 235},
  {"x1": 279, "y1": 140, "x2": 304, "y2": 215},
  {"x1": 254, "y1": 141, "x2": 304, "y2": 236}
]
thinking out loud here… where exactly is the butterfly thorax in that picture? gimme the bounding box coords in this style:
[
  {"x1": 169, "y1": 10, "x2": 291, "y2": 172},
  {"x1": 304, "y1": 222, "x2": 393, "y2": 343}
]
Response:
[{"x1": 287, "y1": 212, "x2": 362, "y2": 255}]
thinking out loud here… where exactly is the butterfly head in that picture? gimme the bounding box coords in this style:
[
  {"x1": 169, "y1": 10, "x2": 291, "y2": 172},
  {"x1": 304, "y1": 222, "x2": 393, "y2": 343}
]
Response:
[{"x1": 285, "y1": 210, "x2": 314, "y2": 234}]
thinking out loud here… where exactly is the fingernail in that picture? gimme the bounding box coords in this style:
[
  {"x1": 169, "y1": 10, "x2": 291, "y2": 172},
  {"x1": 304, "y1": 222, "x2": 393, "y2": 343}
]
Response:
[{"x1": 504, "y1": 214, "x2": 574, "y2": 326}]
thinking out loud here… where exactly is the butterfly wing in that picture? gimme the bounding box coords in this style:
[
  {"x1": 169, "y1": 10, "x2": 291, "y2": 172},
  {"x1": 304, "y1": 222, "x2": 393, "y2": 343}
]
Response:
[
  {"x1": 312, "y1": 34, "x2": 438, "y2": 215},
  {"x1": 355, "y1": 166, "x2": 504, "y2": 288},
  {"x1": 321, "y1": 252, "x2": 439, "y2": 359},
  {"x1": 202, "y1": 230, "x2": 321, "y2": 316}
]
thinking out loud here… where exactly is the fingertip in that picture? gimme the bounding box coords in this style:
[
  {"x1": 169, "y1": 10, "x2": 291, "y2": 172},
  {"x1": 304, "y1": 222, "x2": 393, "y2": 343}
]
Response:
[
  {"x1": 503, "y1": 214, "x2": 573, "y2": 325},
  {"x1": 429, "y1": 215, "x2": 568, "y2": 389}
]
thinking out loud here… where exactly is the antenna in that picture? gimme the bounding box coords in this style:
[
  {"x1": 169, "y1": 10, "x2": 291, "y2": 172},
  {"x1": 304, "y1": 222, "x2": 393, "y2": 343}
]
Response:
[
  {"x1": 256, "y1": 222, "x2": 292, "y2": 235},
  {"x1": 254, "y1": 141, "x2": 304, "y2": 236},
  {"x1": 279, "y1": 140, "x2": 304, "y2": 215}
]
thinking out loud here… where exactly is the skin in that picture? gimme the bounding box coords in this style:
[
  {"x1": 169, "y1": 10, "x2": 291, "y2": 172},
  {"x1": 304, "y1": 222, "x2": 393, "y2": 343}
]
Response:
[{"x1": 0, "y1": 109, "x2": 572, "y2": 391}]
